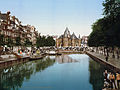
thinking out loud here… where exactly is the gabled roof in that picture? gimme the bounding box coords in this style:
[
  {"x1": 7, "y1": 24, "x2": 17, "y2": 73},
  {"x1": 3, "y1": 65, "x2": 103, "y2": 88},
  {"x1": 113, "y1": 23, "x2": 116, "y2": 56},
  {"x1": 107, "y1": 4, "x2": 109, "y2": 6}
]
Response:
[
  {"x1": 58, "y1": 27, "x2": 80, "y2": 40},
  {"x1": 63, "y1": 27, "x2": 70, "y2": 38}
]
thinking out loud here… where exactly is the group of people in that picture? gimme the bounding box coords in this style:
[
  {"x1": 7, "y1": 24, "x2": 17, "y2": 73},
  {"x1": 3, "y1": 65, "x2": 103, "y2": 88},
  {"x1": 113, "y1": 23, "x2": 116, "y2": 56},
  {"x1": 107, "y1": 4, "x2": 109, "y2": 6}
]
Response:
[
  {"x1": 103, "y1": 70, "x2": 120, "y2": 89},
  {"x1": 17, "y1": 48, "x2": 41, "y2": 56}
]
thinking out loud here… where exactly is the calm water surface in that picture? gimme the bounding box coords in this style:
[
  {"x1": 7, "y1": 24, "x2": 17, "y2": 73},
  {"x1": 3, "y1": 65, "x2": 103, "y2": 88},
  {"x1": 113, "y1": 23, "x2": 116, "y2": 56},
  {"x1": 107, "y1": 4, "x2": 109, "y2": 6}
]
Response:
[{"x1": 0, "y1": 54, "x2": 108, "y2": 90}]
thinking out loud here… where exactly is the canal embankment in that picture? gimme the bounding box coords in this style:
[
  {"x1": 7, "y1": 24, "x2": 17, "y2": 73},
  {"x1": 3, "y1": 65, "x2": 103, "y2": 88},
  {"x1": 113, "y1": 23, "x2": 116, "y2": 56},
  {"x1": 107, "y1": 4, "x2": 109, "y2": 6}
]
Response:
[
  {"x1": 86, "y1": 51, "x2": 120, "y2": 73},
  {"x1": 0, "y1": 53, "x2": 45, "y2": 68},
  {"x1": 0, "y1": 56, "x2": 29, "y2": 68},
  {"x1": 58, "y1": 50, "x2": 84, "y2": 54}
]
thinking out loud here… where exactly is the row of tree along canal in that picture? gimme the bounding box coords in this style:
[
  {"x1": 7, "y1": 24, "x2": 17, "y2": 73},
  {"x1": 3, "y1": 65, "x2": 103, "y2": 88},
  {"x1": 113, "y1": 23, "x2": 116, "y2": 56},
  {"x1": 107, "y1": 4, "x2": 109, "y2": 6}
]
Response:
[{"x1": 88, "y1": 0, "x2": 120, "y2": 59}]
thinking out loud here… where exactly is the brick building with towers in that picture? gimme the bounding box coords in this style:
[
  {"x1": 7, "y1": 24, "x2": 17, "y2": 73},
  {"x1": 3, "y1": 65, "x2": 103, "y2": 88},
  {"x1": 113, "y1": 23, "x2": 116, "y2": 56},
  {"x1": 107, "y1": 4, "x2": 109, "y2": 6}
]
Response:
[{"x1": 56, "y1": 27, "x2": 81, "y2": 47}]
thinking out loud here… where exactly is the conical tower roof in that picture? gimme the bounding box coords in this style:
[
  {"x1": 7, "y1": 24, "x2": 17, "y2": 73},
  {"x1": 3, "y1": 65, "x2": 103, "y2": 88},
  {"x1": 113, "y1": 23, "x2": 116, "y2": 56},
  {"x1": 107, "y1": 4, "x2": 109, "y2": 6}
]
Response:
[{"x1": 71, "y1": 32, "x2": 78, "y2": 39}]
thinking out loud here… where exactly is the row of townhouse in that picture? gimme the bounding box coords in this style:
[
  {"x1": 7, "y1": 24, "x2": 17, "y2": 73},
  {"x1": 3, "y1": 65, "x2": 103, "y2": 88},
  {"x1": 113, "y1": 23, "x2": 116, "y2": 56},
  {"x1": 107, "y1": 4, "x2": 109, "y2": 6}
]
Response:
[{"x1": 0, "y1": 11, "x2": 39, "y2": 46}]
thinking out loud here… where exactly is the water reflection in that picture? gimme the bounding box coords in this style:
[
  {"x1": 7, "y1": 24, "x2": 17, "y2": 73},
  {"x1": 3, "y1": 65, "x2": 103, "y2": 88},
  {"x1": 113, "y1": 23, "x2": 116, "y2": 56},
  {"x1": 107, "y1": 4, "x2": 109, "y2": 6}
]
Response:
[
  {"x1": 0, "y1": 57, "x2": 55, "y2": 90},
  {"x1": 0, "y1": 54, "x2": 109, "y2": 90},
  {"x1": 89, "y1": 58, "x2": 105, "y2": 90},
  {"x1": 55, "y1": 55, "x2": 78, "y2": 64}
]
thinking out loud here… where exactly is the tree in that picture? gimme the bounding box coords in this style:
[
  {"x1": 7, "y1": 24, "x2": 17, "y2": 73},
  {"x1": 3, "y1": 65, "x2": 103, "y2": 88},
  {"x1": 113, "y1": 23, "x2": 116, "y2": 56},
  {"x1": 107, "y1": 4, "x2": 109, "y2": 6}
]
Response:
[
  {"x1": 24, "y1": 38, "x2": 32, "y2": 46},
  {"x1": 0, "y1": 34, "x2": 5, "y2": 46},
  {"x1": 102, "y1": 0, "x2": 120, "y2": 57},
  {"x1": 46, "y1": 36, "x2": 55, "y2": 46},
  {"x1": 89, "y1": 0, "x2": 120, "y2": 47},
  {"x1": 88, "y1": 18, "x2": 108, "y2": 57},
  {"x1": 7, "y1": 36, "x2": 14, "y2": 47},
  {"x1": 0, "y1": 34, "x2": 5, "y2": 56},
  {"x1": 88, "y1": 0, "x2": 120, "y2": 58},
  {"x1": 103, "y1": 0, "x2": 120, "y2": 19},
  {"x1": 15, "y1": 36, "x2": 21, "y2": 46},
  {"x1": 36, "y1": 36, "x2": 45, "y2": 47},
  {"x1": 36, "y1": 35, "x2": 55, "y2": 48},
  {"x1": 6, "y1": 36, "x2": 14, "y2": 51}
]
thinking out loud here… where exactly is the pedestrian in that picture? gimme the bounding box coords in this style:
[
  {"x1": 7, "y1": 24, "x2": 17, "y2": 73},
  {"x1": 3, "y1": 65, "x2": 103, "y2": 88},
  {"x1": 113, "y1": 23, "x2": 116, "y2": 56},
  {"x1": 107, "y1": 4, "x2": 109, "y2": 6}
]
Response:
[
  {"x1": 116, "y1": 50, "x2": 119, "y2": 59},
  {"x1": 116, "y1": 73, "x2": 120, "y2": 89},
  {"x1": 103, "y1": 70, "x2": 108, "y2": 80},
  {"x1": 107, "y1": 72, "x2": 110, "y2": 83},
  {"x1": 109, "y1": 72, "x2": 113, "y2": 88},
  {"x1": 20, "y1": 50, "x2": 22, "y2": 54},
  {"x1": 105, "y1": 56, "x2": 108, "y2": 61},
  {"x1": 110, "y1": 73, "x2": 117, "y2": 89}
]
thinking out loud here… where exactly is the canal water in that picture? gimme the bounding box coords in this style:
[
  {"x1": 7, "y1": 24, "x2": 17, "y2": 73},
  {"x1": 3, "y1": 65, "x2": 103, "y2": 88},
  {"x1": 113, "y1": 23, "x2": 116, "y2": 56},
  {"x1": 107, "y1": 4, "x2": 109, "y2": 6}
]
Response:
[{"x1": 0, "y1": 54, "x2": 108, "y2": 90}]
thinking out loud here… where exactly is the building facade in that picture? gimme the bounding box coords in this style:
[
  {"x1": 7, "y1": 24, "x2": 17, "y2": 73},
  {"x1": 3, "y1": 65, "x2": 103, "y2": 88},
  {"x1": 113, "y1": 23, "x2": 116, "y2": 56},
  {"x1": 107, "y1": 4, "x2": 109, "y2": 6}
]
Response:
[
  {"x1": 81, "y1": 36, "x2": 88, "y2": 48},
  {"x1": 56, "y1": 27, "x2": 81, "y2": 47},
  {"x1": 0, "y1": 11, "x2": 39, "y2": 46}
]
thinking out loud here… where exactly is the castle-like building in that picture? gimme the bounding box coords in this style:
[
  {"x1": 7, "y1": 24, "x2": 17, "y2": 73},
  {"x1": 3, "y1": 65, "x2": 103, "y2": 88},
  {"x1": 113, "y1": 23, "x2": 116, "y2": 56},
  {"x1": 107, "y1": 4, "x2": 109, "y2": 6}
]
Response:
[{"x1": 56, "y1": 27, "x2": 81, "y2": 47}]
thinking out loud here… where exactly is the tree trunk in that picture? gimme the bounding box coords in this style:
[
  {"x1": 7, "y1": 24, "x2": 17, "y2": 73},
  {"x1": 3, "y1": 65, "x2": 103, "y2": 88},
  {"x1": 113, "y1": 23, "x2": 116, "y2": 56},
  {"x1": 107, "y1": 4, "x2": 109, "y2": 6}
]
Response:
[
  {"x1": 117, "y1": 48, "x2": 119, "y2": 59},
  {"x1": 112, "y1": 47, "x2": 115, "y2": 58},
  {"x1": 96, "y1": 47, "x2": 98, "y2": 52},
  {"x1": 104, "y1": 47, "x2": 106, "y2": 56},
  {"x1": 12, "y1": 46, "x2": 13, "y2": 52},
  {"x1": 106, "y1": 47, "x2": 109, "y2": 57}
]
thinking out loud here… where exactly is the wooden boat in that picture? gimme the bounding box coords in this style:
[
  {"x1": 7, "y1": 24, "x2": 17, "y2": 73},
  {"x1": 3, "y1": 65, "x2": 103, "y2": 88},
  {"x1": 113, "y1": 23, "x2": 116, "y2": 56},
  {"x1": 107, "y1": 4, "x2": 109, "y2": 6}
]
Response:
[{"x1": 30, "y1": 55, "x2": 44, "y2": 61}]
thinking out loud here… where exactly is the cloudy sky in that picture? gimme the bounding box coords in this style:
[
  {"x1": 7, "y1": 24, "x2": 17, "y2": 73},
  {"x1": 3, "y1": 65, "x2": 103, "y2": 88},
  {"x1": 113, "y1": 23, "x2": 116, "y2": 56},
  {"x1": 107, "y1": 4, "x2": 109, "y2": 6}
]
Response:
[{"x1": 0, "y1": 0, "x2": 104, "y2": 37}]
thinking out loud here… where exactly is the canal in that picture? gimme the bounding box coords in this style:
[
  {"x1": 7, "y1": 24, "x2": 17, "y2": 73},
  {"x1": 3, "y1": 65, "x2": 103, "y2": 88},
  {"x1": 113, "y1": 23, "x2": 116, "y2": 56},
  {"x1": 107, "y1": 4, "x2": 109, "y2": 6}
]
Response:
[{"x1": 0, "y1": 54, "x2": 108, "y2": 90}]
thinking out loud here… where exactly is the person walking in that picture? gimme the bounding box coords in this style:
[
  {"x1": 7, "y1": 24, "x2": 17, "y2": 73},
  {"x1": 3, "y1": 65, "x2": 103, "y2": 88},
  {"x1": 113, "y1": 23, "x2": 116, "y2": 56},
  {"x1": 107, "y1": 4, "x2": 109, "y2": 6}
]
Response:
[
  {"x1": 116, "y1": 73, "x2": 120, "y2": 89},
  {"x1": 110, "y1": 73, "x2": 117, "y2": 89}
]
